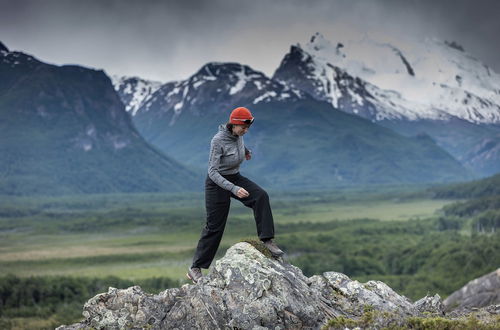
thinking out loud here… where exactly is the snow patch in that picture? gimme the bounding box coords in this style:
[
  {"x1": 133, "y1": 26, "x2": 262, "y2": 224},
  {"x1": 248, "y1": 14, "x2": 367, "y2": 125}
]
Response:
[
  {"x1": 113, "y1": 141, "x2": 128, "y2": 149},
  {"x1": 86, "y1": 125, "x2": 96, "y2": 137},
  {"x1": 192, "y1": 80, "x2": 204, "y2": 89},
  {"x1": 253, "y1": 91, "x2": 277, "y2": 104},
  {"x1": 83, "y1": 143, "x2": 92, "y2": 151},
  {"x1": 113, "y1": 76, "x2": 162, "y2": 116},
  {"x1": 254, "y1": 80, "x2": 263, "y2": 90},
  {"x1": 174, "y1": 102, "x2": 183, "y2": 112},
  {"x1": 229, "y1": 65, "x2": 249, "y2": 95}
]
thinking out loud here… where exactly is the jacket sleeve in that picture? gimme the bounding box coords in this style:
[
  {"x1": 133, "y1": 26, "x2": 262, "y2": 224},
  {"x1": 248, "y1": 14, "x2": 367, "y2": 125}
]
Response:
[{"x1": 208, "y1": 140, "x2": 241, "y2": 195}]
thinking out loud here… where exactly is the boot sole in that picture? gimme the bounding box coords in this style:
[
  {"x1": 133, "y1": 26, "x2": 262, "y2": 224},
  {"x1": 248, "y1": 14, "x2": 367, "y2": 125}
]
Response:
[{"x1": 186, "y1": 272, "x2": 198, "y2": 284}]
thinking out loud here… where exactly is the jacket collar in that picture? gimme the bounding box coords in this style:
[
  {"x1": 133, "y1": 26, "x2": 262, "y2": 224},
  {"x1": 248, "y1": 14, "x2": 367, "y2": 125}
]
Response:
[{"x1": 219, "y1": 124, "x2": 238, "y2": 141}]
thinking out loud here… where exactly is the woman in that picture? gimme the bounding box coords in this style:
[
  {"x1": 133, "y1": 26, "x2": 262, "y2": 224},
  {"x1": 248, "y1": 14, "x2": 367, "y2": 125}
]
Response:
[{"x1": 187, "y1": 107, "x2": 284, "y2": 283}]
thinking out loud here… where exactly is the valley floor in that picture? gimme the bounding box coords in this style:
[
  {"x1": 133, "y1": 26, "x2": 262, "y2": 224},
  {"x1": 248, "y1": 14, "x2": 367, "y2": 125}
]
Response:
[
  {"x1": 0, "y1": 188, "x2": 452, "y2": 280},
  {"x1": 1, "y1": 186, "x2": 499, "y2": 329}
]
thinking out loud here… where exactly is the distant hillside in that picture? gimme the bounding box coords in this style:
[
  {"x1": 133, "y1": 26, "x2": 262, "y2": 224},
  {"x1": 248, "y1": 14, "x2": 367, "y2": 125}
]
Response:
[
  {"x1": 0, "y1": 42, "x2": 198, "y2": 195},
  {"x1": 431, "y1": 173, "x2": 500, "y2": 199},
  {"x1": 432, "y1": 172, "x2": 500, "y2": 234}
]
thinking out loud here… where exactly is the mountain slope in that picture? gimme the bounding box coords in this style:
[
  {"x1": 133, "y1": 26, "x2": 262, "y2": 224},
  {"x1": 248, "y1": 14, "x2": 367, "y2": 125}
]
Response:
[
  {"x1": 430, "y1": 172, "x2": 500, "y2": 199},
  {"x1": 111, "y1": 75, "x2": 162, "y2": 116},
  {"x1": 117, "y1": 62, "x2": 471, "y2": 189},
  {"x1": 380, "y1": 118, "x2": 500, "y2": 176},
  {"x1": 0, "y1": 42, "x2": 197, "y2": 195},
  {"x1": 273, "y1": 33, "x2": 500, "y2": 176}
]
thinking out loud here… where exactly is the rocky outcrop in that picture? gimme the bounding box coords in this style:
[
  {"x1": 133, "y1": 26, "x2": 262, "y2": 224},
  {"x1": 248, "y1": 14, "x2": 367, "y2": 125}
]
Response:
[
  {"x1": 58, "y1": 242, "x2": 498, "y2": 329},
  {"x1": 444, "y1": 268, "x2": 500, "y2": 310}
]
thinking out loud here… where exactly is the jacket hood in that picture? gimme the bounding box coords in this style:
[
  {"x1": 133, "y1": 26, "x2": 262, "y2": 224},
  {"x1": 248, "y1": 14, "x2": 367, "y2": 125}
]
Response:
[{"x1": 218, "y1": 124, "x2": 238, "y2": 141}]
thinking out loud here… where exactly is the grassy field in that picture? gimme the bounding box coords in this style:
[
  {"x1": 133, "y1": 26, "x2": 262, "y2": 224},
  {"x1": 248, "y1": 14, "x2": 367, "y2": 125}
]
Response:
[
  {"x1": 3, "y1": 186, "x2": 500, "y2": 330},
  {"x1": 0, "y1": 187, "x2": 454, "y2": 282},
  {"x1": 273, "y1": 198, "x2": 452, "y2": 223}
]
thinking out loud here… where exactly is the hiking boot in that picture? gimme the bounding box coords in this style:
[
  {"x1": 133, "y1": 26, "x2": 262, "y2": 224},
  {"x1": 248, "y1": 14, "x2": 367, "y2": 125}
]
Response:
[
  {"x1": 262, "y1": 239, "x2": 284, "y2": 257},
  {"x1": 186, "y1": 267, "x2": 203, "y2": 283}
]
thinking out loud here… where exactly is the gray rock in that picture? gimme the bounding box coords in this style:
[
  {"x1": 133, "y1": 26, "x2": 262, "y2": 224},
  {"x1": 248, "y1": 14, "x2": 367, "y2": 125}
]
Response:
[
  {"x1": 445, "y1": 303, "x2": 500, "y2": 326},
  {"x1": 444, "y1": 268, "x2": 500, "y2": 311},
  {"x1": 414, "y1": 294, "x2": 445, "y2": 315},
  {"x1": 56, "y1": 242, "x2": 492, "y2": 330}
]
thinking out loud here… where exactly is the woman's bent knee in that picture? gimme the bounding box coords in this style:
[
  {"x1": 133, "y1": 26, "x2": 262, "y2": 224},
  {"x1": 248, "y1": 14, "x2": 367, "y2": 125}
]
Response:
[{"x1": 258, "y1": 189, "x2": 269, "y2": 201}]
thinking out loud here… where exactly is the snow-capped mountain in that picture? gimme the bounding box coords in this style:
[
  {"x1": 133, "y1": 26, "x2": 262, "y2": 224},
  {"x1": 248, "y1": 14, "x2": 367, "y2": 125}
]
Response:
[
  {"x1": 272, "y1": 33, "x2": 500, "y2": 176},
  {"x1": 274, "y1": 32, "x2": 500, "y2": 124},
  {"x1": 111, "y1": 75, "x2": 162, "y2": 116},
  {"x1": 113, "y1": 63, "x2": 309, "y2": 129},
  {"x1": 130, "y1": 62, "x2": 306, "y2": 125},
  {"x1": 110, "y1": 59, "x2": 471, "y2": 188}
]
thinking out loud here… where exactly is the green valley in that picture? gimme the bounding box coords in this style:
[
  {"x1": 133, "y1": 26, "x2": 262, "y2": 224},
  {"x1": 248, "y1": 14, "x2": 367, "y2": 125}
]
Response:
[{"x1": 2, "y1": 175, "x2": 500, "y2": 329}]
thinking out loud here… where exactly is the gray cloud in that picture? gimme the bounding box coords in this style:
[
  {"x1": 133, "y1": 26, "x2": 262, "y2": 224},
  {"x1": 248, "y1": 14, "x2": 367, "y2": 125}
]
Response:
[{"x1": 1, "y1": 0, "x2": 499, "y2": 82}]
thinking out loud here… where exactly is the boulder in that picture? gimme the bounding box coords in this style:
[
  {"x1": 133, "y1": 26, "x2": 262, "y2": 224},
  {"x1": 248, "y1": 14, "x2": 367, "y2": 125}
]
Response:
[
  {"x1": 57, "y1": 242, "x2": 498, "y2": 329},
  {"x1": 444, "y1": 268, "x2": 500, "y2": 310}
]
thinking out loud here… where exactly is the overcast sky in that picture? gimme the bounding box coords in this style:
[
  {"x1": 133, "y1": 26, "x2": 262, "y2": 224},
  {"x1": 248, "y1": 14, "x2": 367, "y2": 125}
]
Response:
[{"x1": 1, "y1": 0, "x2": 499, "y2": 82}]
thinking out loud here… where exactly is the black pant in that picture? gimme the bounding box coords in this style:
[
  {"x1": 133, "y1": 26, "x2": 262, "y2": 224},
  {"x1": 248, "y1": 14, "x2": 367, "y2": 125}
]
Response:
[{"x1": 191, "y1": 173, "x2": 275, "y2": 269}]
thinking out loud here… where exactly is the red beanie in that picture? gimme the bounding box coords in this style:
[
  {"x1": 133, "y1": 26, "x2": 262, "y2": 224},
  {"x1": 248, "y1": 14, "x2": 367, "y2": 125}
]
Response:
[{"x1": 229, "y1": 107, "x2": 254, "y2": 125}]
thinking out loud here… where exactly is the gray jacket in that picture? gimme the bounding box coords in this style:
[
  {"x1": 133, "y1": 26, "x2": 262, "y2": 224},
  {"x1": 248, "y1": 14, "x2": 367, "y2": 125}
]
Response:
[{"x1": 208, "y1": 124, "x2": 249, "y2": 195}]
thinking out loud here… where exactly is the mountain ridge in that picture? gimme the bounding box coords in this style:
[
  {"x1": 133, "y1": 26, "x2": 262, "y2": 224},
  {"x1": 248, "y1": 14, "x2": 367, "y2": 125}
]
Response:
[
  {"x1": 113, "y1": 59, "x2": 472, "y2": 189},
  {"x1": 280, "y1": 32, "x2": 500, "y2": 125},
  {"x1": 110, "y1": 75, "x2": 162, "y2": 116},
  {"x1": 0, "y1": 41, "x2": 198, "y2": 195}
]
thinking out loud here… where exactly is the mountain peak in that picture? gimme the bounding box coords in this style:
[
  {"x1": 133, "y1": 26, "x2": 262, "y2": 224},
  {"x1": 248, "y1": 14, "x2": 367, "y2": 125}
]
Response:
[
  {"x1": 278, "y1": 33, "x2": 500, "y2": 124},
  {"x1": 309, "y1": 32, "x2": 331, "y2": 50},
  {"x1": 0, "y1": 41, "x2": 9, "y2": 53},
  {"x1": 193, "y1": 62, "x2": 267, "y2": 81},
  {"x1": 110, "y1": 74, "x2": 163, "y2": 116},
  {"x1": 444, "y1": 40, "x2": 465, "y2": 52}
]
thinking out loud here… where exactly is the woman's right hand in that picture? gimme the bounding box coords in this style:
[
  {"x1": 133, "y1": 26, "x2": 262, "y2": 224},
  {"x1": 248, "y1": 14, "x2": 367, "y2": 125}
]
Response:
[{"x1": 236, "y1": 188, "x2": 250, "y2": 198}]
